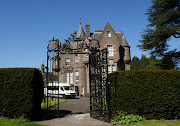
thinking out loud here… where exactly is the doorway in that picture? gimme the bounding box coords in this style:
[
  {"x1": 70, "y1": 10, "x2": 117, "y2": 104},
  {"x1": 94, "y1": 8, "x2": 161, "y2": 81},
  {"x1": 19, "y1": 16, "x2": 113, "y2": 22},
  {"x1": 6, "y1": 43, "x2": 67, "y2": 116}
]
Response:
[{"x1": 75, "y1": 86, "x2": 79, "y2": 96}]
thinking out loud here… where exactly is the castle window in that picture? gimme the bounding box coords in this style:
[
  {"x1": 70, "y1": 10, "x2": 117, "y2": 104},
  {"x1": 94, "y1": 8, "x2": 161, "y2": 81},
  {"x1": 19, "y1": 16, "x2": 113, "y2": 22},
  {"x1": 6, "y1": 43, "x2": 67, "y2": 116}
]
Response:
[
  {"x1": 107, "y1": 45, "x2": 113, "y2": 56},
  {"x1": 112, "y1": 65, "x2": 115, "y2": 72},
  {"x1": 75, "y1": 54, "x2": 78, "y2": 62},
  {"x1": 66, "y1": 58, "x2": 70, "y2": 66},
  {"x1": 107, "y1": 31, "x2": 111, "y2": 37},
  {"x1": 66, "y1": 72, "x2": 69, "y2": 83},
  {"x1": 70, "y1": 72, "x2": 73, "y2": 83},
  {"x1": 75, "y1": 71, "x2": 79, "y2": 81},
  {"x1": 66, "y1": 72, "x2": 73, "y2": 83},
  {"x1": 108, "y1": 65, "x2": 111, "y2": 74}
]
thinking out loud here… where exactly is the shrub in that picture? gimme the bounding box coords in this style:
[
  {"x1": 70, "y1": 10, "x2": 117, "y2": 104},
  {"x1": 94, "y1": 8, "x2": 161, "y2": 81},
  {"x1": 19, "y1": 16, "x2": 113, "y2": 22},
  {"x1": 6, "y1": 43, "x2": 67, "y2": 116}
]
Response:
[
  {"x1": 110, "y1": 111, "x2": 144, "y2": 125},
  {"x1": 109, "y1": 70, "x2": 180, "y2": 120},
  {"x1": 14, "y1": 114, "x2": 29, "y2": 123},
  {"x1": 0, "y1": 68, "x2": 44, "y2": 120}
]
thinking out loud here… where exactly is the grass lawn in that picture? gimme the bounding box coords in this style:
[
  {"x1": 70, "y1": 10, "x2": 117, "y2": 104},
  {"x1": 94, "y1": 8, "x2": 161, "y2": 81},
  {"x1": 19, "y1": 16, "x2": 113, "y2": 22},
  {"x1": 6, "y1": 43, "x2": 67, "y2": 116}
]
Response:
[
  {"x1": 129, "y1": 120, "x2": 180, "y2": 126},
  {"x1": 0, "y1": 99, "x2": 70, "y2": 126},
  {"x1": 41, "y1": 99, "x2": 68, "y2": 109},
  {"x1": 0, "y1": 117, "x2": 44, "y2": 126}
]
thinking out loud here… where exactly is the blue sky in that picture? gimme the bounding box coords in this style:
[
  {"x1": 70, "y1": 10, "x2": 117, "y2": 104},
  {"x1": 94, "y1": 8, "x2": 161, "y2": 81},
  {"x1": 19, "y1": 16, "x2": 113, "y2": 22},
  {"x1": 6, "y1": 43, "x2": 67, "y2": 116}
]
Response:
[{"x1": 0, "y1": 0, "x2": 179, "y2": 68}]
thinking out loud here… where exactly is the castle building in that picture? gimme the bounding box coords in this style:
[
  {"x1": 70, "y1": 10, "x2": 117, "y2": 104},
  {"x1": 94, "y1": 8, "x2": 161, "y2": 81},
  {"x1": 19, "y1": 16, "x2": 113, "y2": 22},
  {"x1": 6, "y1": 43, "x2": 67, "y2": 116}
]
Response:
[{"x1": 48, "y1": 22, "x2": 131, "y2": 97}]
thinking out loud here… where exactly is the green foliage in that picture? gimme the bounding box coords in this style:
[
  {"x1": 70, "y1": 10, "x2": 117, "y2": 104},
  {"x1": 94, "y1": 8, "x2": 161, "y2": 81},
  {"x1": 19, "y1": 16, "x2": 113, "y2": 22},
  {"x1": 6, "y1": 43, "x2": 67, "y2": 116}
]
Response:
[
  {"x1": 147, "y1": 55, "x2": 160, "y2": 69},
  {"x1": 158, "y1": 54, "x2": 178, "y2": 70},
  {"x1": 130, "y1": 56, "x2": 141, "y2": 69},
  {"x1": 110, "y1": 111, "x2": 144, "y2": 126},
  {"x1": 140, "y1": 55, "x2": 149, "y2": 69},
  {"x1": 0, "y1": 68, "x2": 44, "y2": 120},
  {"x1": 130, "y1": 54, "x2": 178, "y2": 70},
  {"x1": 129, "y1": 120, "x2": 180, "y2": 126},
  {"x1": 109, "y1": 70, "x2": 180, "y2": 120},
  {"x1": 130, "y1": 55, "x2": 161, "y2": 70},
  {"x1": 138, "y1": 0, "x2": 180, "y2": 53},
  {"x1": 14, "y1": 115, "x2": 29, "y2": 123},
  {"x1": 111, "y1": 111, "x2": 127, "y2": 121},
  {"x1": 138, "y1": 0, "x2": 180, "y2": 67},
  {"x1": 0, "y1": 116, "x2": 43, "y2": 126},
  {"x1": 41, "y1": 100, "x2": 68, "y2": 109}
]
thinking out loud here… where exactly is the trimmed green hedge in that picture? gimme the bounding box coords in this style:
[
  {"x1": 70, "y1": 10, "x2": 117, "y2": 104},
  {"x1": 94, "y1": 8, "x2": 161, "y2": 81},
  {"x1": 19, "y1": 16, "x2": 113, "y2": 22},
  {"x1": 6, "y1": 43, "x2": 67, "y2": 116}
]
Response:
[
  {"x1": 109, "y1": 70, "x2": 180, "y2": 120},
  {"x1": 0, "y1": 68, "x2": 44, "y2": 120}
]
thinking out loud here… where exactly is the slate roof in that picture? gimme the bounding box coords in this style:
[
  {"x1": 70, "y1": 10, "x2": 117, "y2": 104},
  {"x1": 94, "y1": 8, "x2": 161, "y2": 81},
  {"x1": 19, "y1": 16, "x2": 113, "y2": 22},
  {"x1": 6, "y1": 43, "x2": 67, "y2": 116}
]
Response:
[
  {"x1": 91, "y1": 31, "x2": 129, "y2": 47},
  {"x1": 116, "y1": 32, "x2": 129, "y2": 46},
  {"x1": 91, "y1": 32, "x2": 102, "y2": 41},
  {"x1": 73, "y1": 22, "x2": 129, "y2": 47},
  {"x1": 75, "y1": 23, "x2": 85, "y2": 39}
]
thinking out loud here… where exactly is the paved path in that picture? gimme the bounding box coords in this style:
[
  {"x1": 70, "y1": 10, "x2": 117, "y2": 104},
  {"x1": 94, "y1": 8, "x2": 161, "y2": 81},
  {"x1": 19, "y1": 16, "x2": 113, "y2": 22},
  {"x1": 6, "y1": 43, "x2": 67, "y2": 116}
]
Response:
[
  {"x1": 58, "y1": 97, "x2": 90, "y2": 114},
  {"x1": 38, "y1": 113, "x2": 110, "y2": 126},
  {"x1": 37, "y1": 97, "x2": 111, "y2": 126}
]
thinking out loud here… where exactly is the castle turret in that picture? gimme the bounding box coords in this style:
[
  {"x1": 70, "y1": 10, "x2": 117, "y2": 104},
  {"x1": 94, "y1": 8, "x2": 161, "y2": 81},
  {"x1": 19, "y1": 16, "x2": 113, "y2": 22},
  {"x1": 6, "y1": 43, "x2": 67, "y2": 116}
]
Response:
[
  {"x1": 75, "y1": 20, "x2": 85, "y2": 40},
  {"x1": 120, "y1": 31, "x2": 130, "y2": 64},
  {"x1": 73, "y1": 19, "x2": 86, "y2": 50}
]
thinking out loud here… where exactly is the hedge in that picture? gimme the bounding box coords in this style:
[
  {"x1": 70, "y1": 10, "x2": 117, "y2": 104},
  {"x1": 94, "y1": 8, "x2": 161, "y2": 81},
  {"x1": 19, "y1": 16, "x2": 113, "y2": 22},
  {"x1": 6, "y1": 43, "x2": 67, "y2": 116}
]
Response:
[
  {"x1": 109, "y1": 70, "x2": 180, "y2": 120},
  {"x1": 0, "y1": 68, "x2": 44, "y2": 120}
]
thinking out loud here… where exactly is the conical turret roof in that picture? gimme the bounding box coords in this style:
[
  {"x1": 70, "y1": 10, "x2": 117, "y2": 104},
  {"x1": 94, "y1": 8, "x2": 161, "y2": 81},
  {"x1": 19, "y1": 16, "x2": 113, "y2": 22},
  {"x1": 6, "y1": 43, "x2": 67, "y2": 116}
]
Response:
[{"x1": 75, "y1": 21, "x2": 85, "y2": 39}]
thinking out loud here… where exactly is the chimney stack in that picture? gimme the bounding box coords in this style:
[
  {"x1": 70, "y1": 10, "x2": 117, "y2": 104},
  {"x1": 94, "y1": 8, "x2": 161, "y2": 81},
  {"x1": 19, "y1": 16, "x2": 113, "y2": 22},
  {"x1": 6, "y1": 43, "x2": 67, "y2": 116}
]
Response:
[{"x1": 86, "y1": 24, "x2": 90, "y2": 38}]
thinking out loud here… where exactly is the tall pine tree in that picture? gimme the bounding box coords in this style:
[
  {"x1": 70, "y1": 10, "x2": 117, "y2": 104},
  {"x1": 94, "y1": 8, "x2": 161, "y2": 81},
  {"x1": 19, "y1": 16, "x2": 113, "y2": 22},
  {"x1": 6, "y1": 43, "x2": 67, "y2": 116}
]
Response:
[
  {"x1": 130, "y1": 56, "x2": 140, "y2": 69},
  {"x1": 147, "y1": 55, "x2": 160, "y2": 70},
  {"x1": 138, "y1": 0, "x2": 180, "y2": 65},
  {"x1": 130, "y1": 55, "x2": 162, "y2": 70},
  {"x1": 140, "y1": 55, "x2": 149, "y2": 69}
]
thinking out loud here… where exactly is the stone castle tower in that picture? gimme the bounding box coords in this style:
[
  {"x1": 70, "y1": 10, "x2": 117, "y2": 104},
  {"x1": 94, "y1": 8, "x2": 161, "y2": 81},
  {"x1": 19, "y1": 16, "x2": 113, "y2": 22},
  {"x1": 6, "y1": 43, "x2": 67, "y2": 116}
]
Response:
[{"x1": 51, "y1": 22, "x2": 131, "y2": 97}]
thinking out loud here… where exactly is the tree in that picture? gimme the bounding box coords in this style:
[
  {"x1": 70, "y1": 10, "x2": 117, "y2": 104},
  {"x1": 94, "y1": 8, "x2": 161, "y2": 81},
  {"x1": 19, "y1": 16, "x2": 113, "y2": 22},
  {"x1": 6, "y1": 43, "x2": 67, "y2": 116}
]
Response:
[
  {"x1": 157, "y1": 53, "x2": 179, "y2": 70},
  {"x1": 130, "y1": 54, "x2": 178, "y2": 70},
  {"x1": 138, "y1": 0, "x2": 180, "y2": 63},
  {"x1": 147, "y1": 55, "x2": 160, "y2": 69},
  {"x1": 131, "y1": 55, "x2": 161, "y2": 70},
  {"x1": 130, "y1": 56, "x2": 140, "y2": 69},
  {"x1": 140, "y1": 54, "x2": 149, "y2": 69},
  {"x1": 158, "y1": 56, "x2": 176, "y2": 70}
]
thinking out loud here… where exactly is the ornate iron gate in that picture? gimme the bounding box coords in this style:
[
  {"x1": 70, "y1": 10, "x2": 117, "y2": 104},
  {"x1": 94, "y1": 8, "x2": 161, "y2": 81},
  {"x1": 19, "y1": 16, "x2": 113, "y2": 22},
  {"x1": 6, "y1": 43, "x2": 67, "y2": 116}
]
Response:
[
  {"x1": 44, "y1": 36, "x2": 110, "y2": 121},
  {"x1": 89, "y1": 48, "x2": 110, "y2": 122},
  {"x1": 45, "y1": 37, "x2": 61, "y2": 119}
]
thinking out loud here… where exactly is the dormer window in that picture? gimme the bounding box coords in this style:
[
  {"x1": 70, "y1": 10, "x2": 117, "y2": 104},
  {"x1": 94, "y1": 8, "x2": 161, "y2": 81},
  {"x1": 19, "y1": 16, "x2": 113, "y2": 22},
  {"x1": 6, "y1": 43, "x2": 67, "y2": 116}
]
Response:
[{"x1": 107, "y1": 31, "x2": 111, "y2": 37}]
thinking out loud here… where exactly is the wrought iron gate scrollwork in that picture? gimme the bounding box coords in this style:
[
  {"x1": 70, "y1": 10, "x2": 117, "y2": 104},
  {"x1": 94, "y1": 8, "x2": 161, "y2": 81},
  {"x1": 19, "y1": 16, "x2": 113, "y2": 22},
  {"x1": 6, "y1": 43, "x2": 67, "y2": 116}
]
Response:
[
  {"x1": 45, "y1": 37, "x2": 60, "y2": 119},
  {"x1": 89, "y1": 48, "x2": 110, "y2": 122}
]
